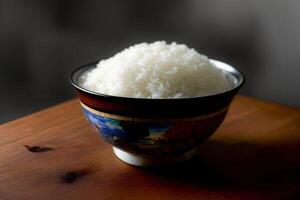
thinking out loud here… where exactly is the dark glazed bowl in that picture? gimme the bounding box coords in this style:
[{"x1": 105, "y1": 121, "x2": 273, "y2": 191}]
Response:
[{"x1": 70, "y1": 59, "x2": 245, "y2": 166}]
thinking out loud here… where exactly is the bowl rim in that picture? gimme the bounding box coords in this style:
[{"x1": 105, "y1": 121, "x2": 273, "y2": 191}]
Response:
[{"x1": 70, "y1": 59, "x2": 245, "y2": 101}]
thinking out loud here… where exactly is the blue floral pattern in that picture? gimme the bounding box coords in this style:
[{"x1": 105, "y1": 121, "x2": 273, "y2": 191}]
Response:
[{"x1": 82, "y1": 107, "x2": 212, "y2": 155}]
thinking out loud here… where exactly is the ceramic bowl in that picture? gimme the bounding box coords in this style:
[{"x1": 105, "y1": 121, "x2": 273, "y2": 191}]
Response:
[{"x1": 70, "y1": 59, "x2": 244, "y2": 166}]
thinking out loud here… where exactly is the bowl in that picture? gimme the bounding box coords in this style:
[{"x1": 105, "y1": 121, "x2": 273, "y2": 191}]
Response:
[{"x1": 70, "y1": 59, "x2": 245, "y2": 166}]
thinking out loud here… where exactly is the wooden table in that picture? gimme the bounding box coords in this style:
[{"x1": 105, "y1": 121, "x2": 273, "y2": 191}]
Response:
[{"x1": 1, "y1": 95, "x2": 300, "y2": 200}]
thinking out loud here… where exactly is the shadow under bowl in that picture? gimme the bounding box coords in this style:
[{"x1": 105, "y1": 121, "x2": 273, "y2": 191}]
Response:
[{"x1": 70, "y1": 59, "x2": 245, "y2": 166}]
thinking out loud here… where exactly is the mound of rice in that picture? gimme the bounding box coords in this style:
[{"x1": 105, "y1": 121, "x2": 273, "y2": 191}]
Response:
[{"x1": 81, "y1": 41, "x2": 233, "y2": 98}]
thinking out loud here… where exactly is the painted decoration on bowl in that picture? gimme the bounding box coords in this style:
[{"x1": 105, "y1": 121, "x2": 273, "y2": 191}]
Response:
[{"x1": 82, "y1": 103, "x2": 227, "y2": 155}]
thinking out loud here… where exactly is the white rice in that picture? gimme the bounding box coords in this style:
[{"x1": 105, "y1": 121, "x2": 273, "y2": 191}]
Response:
[{"x1": 80, "y1": 41, "x2": 233, "y2": 98}]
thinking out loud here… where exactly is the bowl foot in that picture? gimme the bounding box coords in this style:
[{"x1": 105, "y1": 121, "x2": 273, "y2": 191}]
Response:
[{"x1": 113, "y1": 147, "x2": 197, "y2": 167}]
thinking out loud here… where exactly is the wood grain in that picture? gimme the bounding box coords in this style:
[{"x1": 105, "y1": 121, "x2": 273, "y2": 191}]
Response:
[{"x1": 0, "y1": 95, "x2": 300, "y2": 200}]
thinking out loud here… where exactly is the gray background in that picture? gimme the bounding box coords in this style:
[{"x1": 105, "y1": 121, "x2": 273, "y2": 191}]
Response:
[{"x1": 1, "y1": 0, "x2": 300, "y2": 124}]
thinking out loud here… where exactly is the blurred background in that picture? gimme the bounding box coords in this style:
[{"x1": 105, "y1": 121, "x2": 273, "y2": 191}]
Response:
[{"x1": 1, "y1": 0, "x2": 300, "y2": 123}]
